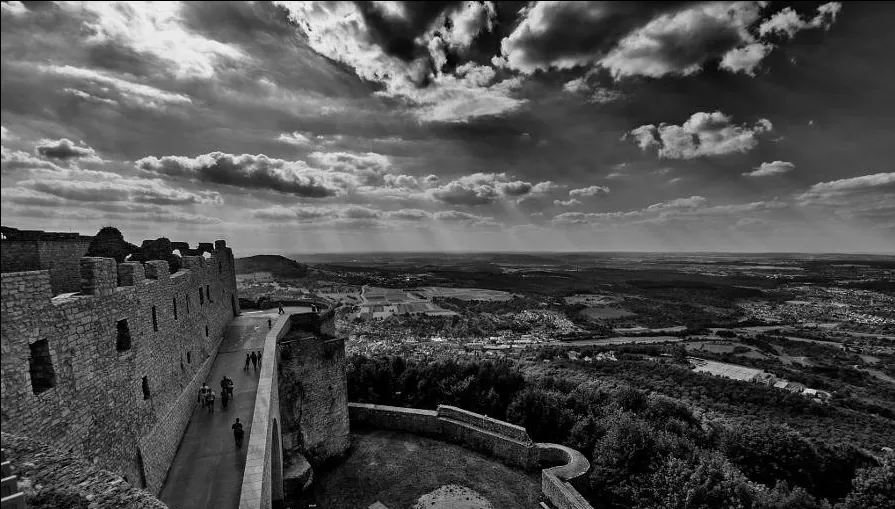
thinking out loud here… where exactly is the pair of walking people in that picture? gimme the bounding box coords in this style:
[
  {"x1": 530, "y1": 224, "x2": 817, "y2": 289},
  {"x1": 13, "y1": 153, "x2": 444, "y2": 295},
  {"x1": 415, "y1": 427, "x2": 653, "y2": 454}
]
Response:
[
  {"x1": 197, "y1": 383, "x2": 216, "y2": 413},
  {"x1": 197, "y1": 376, "x2": 234, "y2": 413},
  {"x1": 244, "y1": 350, "x2": 262, "y2": 371}
]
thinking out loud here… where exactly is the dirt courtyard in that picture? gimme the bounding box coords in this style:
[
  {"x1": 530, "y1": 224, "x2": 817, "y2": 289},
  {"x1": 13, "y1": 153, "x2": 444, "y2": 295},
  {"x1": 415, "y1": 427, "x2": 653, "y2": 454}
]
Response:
[{"x1": 313, "y1": 429, "x2": 542, "y2": 509}]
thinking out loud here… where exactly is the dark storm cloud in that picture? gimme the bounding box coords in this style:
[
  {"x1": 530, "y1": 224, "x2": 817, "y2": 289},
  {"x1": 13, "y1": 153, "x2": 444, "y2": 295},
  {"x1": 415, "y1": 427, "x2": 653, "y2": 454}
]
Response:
[
  {"x1": 499, "y1": 180, "x2": 532, "y2": 196},
  {"x1": 1, "y1": 147, "x2": 66, "y2": 173},
  {"x1": 354, "y1": 1, "x2": 462, "y2": 62},
  {"x1": 137, "y1": 152, "x2": 342, "y2": 198},
  {"x1": 499, "y1": 1, "x2": 695, "y2": 73},
  {"x1": 34, "y1": 138, "x2": 98, "y2": 160}
]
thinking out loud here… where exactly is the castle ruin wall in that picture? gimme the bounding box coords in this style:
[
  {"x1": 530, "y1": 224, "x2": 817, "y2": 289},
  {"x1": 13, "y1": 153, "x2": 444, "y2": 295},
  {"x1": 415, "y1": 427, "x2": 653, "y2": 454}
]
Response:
[
  {"x1": 0, "y1": 240, "x2": 240, "y2": 495},
  {"x1": 1, "y1": 229, "x2": 93, "y2": 295}
]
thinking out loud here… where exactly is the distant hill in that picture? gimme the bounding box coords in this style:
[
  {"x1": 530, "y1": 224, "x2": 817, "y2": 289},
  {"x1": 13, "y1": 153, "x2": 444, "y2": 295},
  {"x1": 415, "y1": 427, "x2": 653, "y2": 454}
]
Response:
[{"x1": 235, "y1": 255, "x2": 309, "y2": 278}]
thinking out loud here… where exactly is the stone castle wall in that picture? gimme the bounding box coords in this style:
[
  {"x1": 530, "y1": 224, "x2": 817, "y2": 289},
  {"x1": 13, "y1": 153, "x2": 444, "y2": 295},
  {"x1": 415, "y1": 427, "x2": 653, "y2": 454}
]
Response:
[
  {"x1": 0, "y1": 240, "x2": 240, "y2": 495},
  {"x1": 278, "y1": 311, "x2": 349, "y2": 466},
  {"x1": 1, "y1": 228, "x2": 93, "y2": 295}
]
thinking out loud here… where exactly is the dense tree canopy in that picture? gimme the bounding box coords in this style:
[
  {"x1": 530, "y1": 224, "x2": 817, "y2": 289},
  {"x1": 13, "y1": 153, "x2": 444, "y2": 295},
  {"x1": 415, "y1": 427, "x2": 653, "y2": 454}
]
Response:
[{"x1": 347, "y1": 355, "x2": 890, "y2": 509}]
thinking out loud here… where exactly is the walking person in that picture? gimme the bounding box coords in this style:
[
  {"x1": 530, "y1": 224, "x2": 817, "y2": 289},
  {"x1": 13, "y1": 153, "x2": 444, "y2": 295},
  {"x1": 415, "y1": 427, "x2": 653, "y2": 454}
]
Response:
[
  {"x1": 257, "y1": 350, "x2": 262, "y2": 368},
  {"x1": 232, "y1": 418, "x2": 244, "y2": 448},
  {"x1": 205, "y1": 390, "x2": 216, "y2": 413},
  {"x1": 268, "y1": 317, "x2": 272, "y2": 329},
  {"x1": 220, "y1": 375, "x2": 233, "y2": 409},
  {"x1": 198, "y1": 383, "x2": 211, "y2": 410},
  {"x1": 244, "y1": 353, "x2": 250, "y2": 371},
  {"x1": 250, "y1": 351, "x2": 258, "y2": 370},
  {"x1": 278, "y1": 302, "x2": 285, "y2": 315}
]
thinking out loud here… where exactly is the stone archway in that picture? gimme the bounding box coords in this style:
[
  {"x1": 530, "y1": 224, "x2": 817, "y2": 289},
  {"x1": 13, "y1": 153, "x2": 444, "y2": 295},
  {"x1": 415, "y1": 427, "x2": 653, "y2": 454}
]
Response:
[{"x1": 272, "y1": 418, "x2": 284, "y2": 503}]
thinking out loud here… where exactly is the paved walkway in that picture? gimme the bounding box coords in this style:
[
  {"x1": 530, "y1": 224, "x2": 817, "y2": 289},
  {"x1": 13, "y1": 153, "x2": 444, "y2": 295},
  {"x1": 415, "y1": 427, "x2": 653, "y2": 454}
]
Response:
[{"x1": 159, "y1": 308, "x2": 307, "y2": 509}]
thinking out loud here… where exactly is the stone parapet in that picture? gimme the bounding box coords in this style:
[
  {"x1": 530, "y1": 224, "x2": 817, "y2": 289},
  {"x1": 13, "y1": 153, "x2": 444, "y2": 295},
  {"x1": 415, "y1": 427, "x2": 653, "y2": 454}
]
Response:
[
  {"x1": 239, "y1": 314, "x2": 290, "y2": 509},
  {"x1": 437, "y1": 405, "x2": 532, "y2": 443}
]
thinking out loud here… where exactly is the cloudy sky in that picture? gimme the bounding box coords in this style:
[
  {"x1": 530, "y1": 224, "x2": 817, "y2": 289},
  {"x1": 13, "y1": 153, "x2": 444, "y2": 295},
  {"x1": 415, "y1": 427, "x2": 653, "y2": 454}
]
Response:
[{"x1": 1, "y1": 1, "x2": 893, "y2": 255}]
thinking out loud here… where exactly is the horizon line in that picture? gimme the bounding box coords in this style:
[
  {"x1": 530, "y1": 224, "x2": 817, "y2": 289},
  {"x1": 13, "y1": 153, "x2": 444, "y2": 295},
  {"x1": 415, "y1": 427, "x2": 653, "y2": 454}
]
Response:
[{"x1": 237, "y1": 249, "x2": 895, "y2": 257}]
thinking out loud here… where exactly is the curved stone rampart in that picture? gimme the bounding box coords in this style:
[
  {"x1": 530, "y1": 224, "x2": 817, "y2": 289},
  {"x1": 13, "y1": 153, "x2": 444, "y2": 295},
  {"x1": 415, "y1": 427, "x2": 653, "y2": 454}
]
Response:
[
  {"x1": 538, "y1": 443, "x2": 593, "y2": 509},
  {"x1": 348, "y1": 403, "x2": 595, "y2": 509}
]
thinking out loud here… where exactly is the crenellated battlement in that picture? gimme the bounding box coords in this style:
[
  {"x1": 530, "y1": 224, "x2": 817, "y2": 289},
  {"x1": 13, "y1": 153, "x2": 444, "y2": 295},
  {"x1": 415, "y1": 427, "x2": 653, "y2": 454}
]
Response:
[{"x1": 2, "y1": 241, "x2": 236, "y2": 310}]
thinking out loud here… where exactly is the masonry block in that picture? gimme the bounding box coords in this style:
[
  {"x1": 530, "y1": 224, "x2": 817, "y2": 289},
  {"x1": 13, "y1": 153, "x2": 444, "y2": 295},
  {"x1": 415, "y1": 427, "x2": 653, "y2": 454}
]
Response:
[
  {"x1": 143, "y1": 260, "x2": 169, "y2": 280},
  {"x1": 79, "y1": 257, "x2": 117, "y2": 296}
]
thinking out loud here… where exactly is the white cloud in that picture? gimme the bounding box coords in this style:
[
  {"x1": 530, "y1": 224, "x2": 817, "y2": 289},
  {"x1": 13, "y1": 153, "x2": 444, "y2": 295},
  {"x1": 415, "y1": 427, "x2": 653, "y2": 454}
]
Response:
[
  {"x1": 66, "y1": 1, "x2": 245, "y2": 79},
  {"x1": 387, "y1": 209, "x2": 432, "y2": 221},
  {"x1": 554, "y1": 198, "x2": 582, "y2": 207},
  {"x1": 646, "y1": 195, "x2": 708, "y2": 211},
  {"x1": 0, "y1": 1, "x2": 26, "y2": 16},
  {"x1": 758, "y1": 3, "x2": 843, "y2": 39},
  {"x1": 550, "y1": 195, "x2": 787, "y2": 229},
  {"x1": 743, "y1": 161, "x2": 795, "y2": 177},
  {"x1": 441, "y1": 1, "x2": 497, "y2": 50},
  {"x1": 63, "y1": 88, "x2": 120, "y2": 106},
  {"x1": 426, "y1": 172, "x2": 557, "y2": 206},
  {"x1": 797, "y1": 172, "x2": 895, "y2": 201},
  {"x1": 628, "y1": 111, "x2": 772, "y2": 159},
  {"x1": 499, "y1": 2, "x2": 843, "y2": 80},
  {"x1": 276, "y1": 132, "x2": 314, "y2": 146},
  {"x1": 569, "y1": 185, "x2": 610, "y2": 198},
  {"x1": 276, "y1": 2, "x2": 523, "y2": 123},
  {"x1": 4, "y1": 166, "x2": 222, "y2": 207},
  {"x1": 600, "y1": 2, "x2": 763, "y2": 79},
  {"x1": 137, "y1": 152, "x2": 348, "y2": 197},
  {"x1": 720, "y1": 42, "x2": 773, "y2": 76},
  {"x1": 389, "y1": 64, "x2": 526, "y2": 123},
  {"x1": 562, "y1": 77, "x2": 624, "y2": 104},
  {"x1": 795, "y1": 172, "x2": 894, "y2": 222},
  {"x1": 253, "y1": 205, "x2": 335, "y2": 222},
  {"x1": 37, "y1": 64, "x2": 192, "y2": 108}
]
